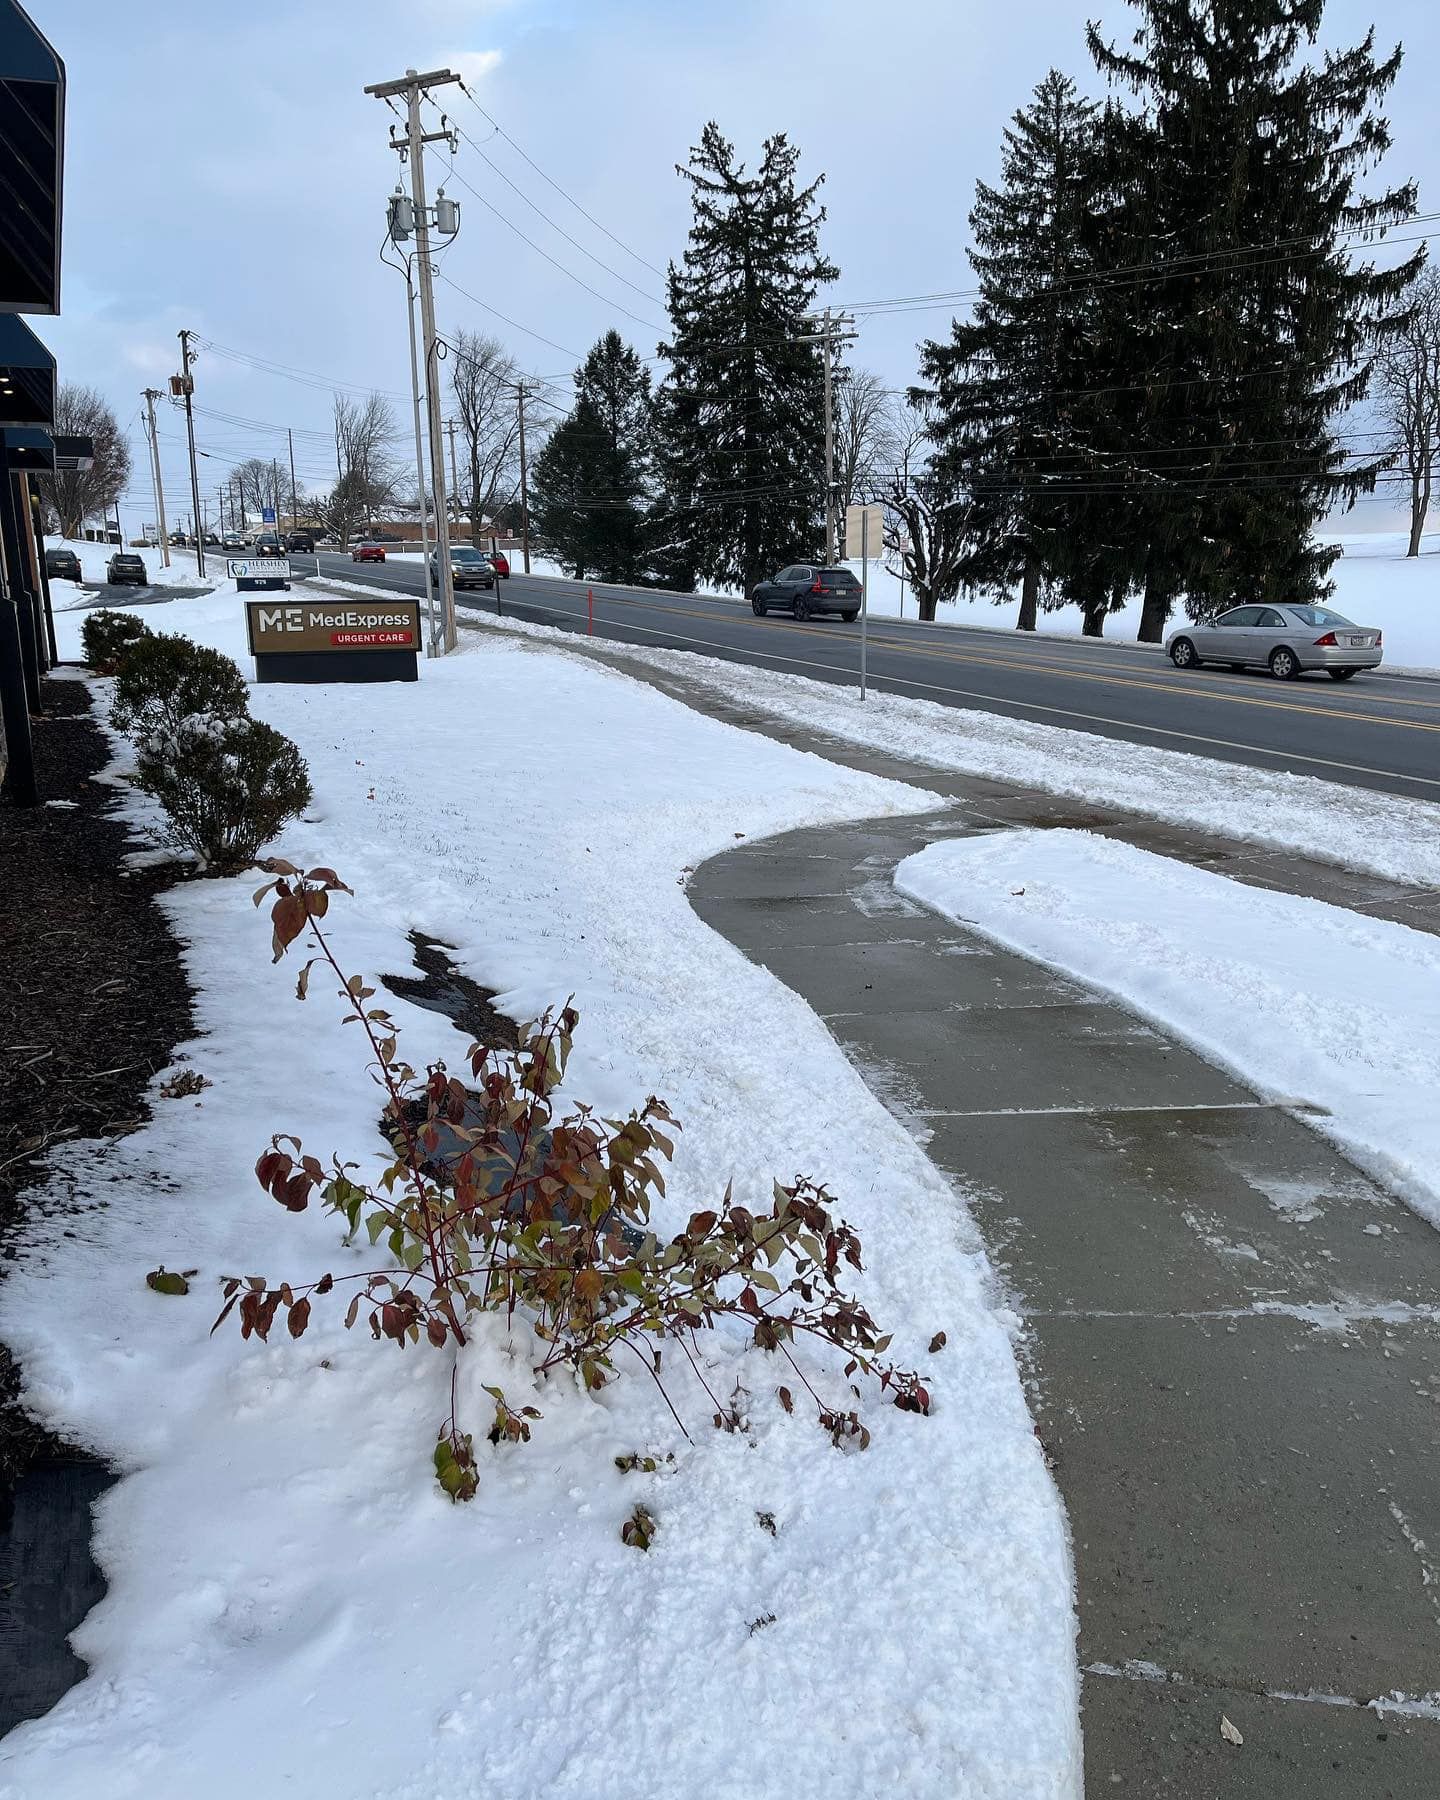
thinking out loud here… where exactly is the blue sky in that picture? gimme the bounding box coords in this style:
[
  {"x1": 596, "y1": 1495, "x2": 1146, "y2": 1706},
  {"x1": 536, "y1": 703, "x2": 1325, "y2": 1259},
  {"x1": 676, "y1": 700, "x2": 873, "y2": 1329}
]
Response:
[{"x1": 39, "y1": 0, "x2": 1439, "y2": 531}]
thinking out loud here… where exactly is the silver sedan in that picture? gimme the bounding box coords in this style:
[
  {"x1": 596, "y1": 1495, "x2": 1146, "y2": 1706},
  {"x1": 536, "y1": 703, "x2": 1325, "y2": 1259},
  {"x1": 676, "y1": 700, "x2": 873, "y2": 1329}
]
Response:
[{"x1": 1166, "y1": 603, "x2": 1383, "y2": 681}]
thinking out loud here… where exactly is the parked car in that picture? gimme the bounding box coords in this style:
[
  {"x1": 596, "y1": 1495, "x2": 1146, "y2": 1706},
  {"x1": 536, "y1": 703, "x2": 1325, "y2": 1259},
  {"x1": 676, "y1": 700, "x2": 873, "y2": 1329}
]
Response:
[
  {"x1": 106, "y1": 552, "x2": 147, "y2": 587},
  {"x1": 1167, "y1": 603, "x2": 1383, "y2": 681},
  {"x1": 750, "y1": 563, "x2": 862, "y2": 621},
  {"x1": 318, "y1": 536, "x2": 339, "y2": 549},
  {"x1": 44, "y1": 545, "x2": 82, "y2": 582},
  {"x1": 488, "y1": 549, "x2": 510, "y2": 579},
  {"x1": 372, "y1": 529, "x2": 403, "y2": 544},
  {"x1": 285, "y1": 531, "x2": 316, "y2": 554},
  {"x1": 430, "y1": 544, "x2": 494, "y2": 590},
  {"x1": 352, "y1": 542, "x2": 386, "y2": 563}
]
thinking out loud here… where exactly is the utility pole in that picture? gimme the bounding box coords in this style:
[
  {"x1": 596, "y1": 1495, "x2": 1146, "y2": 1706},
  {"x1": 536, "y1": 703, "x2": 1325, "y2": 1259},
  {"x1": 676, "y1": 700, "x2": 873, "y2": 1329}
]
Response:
[
  {"x1": 367, "y1": 65, "x2": 461, "y2": 652},
  {"x1": 175, "y1": 329, "x2": 205, "y2": 578},
  {"x1": 799, "y1": 310, "x2": 855, "y2": 563},
  {"x1": 288, "y1": 428, "x2": 298, "y2": 533},
  {"x1": 142, "y1": 387, "x2": 171, "y2": 567},
  {"x1": 516, "y1": 381, "x2": 531, "y2": 574},
  {"x1": 444, "y1": 417, "x2": 461, "y2": 537}
]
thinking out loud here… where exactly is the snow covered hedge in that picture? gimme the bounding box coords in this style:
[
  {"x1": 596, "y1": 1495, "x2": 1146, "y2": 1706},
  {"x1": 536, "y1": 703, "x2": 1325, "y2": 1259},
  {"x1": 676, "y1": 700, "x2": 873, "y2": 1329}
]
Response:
[{"x1": 106, "y1": 631, "x2": 311, "y2": 871}]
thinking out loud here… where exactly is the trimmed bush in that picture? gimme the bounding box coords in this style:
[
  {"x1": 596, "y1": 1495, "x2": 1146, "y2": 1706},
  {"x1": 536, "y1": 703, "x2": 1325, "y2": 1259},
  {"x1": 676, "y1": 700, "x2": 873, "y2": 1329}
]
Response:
[
  {"x1": 135, "y1": 716, "x2": 312, "y2": 872},
  {"x1": 80, "y1": 609, "x2": 151, "y2": 675},
  {"x1": 110, "y1": 633, "x2": 250, "y2": 748}
]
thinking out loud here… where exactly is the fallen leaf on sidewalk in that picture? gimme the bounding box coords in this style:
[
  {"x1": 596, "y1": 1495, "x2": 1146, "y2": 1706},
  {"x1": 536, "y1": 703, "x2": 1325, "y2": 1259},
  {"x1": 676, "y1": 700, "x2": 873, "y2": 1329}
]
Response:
[{"x1": 1219, "y1": 1716, "x2": 1244, "y2": 1746}]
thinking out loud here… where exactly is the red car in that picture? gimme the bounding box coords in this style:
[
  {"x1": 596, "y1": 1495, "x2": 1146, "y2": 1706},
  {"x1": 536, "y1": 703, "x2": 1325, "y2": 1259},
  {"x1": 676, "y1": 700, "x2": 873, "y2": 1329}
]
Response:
[
  {"x1": 351, "y1": 542, "x2": 386, "y2": 563},
  {"x1": 489, "y1": 549, "x2": 510, "y2": 578}
]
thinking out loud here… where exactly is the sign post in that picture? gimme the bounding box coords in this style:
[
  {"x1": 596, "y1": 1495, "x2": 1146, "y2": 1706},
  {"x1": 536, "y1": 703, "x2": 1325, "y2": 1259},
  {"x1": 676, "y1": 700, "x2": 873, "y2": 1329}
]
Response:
[
  {"x1": 245, "y1": 596, "x2": 422, "y2": 683},
  {"x1": 844, "y1": 502, "x2": 884, "y2": 703}
]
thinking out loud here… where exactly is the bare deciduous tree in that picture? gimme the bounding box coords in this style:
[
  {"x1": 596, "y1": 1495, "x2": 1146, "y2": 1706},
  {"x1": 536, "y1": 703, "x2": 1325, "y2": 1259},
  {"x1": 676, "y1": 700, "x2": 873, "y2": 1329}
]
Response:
[
  {"x1": 37, "y1": 384, "x2": 132, "y2": 537},
  {"x1": 333, "y1": 391, "x2": 400, "y2": 528},
  {"x1": 834, "y1": 367, "x2": 898, "y2": 516},
  {"x1": 1375, "y1": 268, "x2": 1440, "y2": 557},
  {"x1": 449, "y1": 331, "x2": 523, "y2": 545},
  {"x1": 882, "y1": 402, "x2": 972, "y2": 622}
]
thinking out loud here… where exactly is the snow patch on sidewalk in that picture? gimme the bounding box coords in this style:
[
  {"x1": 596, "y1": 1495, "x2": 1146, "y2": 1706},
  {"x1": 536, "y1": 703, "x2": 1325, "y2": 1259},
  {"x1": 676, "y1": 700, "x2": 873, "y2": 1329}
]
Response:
[
  {"x1": 1, "y1": 598, "x2": 1079, "y2": 1799},
  {"x1": 896, "y1": 829, "x2": 1440, "y2": 1229}
]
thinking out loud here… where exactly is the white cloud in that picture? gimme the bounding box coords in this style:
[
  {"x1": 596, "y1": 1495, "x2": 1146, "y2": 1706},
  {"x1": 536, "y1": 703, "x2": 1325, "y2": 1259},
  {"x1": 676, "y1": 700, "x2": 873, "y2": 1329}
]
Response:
[{"x1": 445, "y1": 47, "x2": 503, "y2": 87}]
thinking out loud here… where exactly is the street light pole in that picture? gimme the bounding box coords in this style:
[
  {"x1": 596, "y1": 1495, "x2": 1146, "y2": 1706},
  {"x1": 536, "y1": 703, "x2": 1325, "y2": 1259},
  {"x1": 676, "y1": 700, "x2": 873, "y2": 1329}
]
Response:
[
  {"x1": 517, "y1": 381, "x2": 531, "y2": 574},
  {"x1": 402, "y1": 252, "x2": 437, "y2": 655}
]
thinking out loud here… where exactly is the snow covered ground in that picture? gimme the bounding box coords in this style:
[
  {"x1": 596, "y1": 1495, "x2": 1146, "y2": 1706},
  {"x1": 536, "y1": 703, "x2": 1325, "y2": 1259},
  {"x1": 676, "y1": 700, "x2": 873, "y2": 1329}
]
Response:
[
  {"x1": 455, "y1": 606, "x2": 1440, "y2": 891},
  {"x1": 0, "y1": 586, "x2": 1079, "y2": 1799},
  {"x1": 896, "y1": 829, "x2": 1440, "y2": 1232},
  {"x1": 43, "y1": 535, "x2": 215, "y2": 603}
]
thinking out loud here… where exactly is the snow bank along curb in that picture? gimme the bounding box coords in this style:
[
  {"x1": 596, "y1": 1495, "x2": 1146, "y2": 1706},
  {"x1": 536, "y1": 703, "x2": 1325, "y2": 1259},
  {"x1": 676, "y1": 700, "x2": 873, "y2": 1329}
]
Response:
[
  {"x1": 450, "y1": 603, "x2": 1440, "y2": 892},
  {"x1": 897, "y1": 829, "x2": 1440, "y2": 1232},
  {"x1": 0, "y1": 592, "x2": 1080, "y2": 1799}
]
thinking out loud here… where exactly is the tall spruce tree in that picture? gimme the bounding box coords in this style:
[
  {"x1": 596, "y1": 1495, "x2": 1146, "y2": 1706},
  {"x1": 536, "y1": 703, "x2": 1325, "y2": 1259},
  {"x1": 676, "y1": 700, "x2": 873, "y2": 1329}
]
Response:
[
  {"x1": 529, "y1": 331, "x2": 653, "y2": 583},
  {"x1": 918, "y1": 71, "x2": 1099, "y2": 631},
  {"x1": 1087, "y1": 1, "x2": 1421, "y2": 638},
  {"x1": 656, "y1": 124, "x2": 836, "y2": 594}
]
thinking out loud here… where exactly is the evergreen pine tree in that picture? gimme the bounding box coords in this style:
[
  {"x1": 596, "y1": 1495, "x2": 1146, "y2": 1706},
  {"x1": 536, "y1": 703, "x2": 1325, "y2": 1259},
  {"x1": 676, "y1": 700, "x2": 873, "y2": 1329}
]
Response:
[
  {"x1": 1087, "y1": 1, "x2": 1421, "y2": 638},
  {"x1": 656, "y1": 124, "x2": 837, "y2": 594},
  {"x1": 918, "y1": 71, "x2": 1099, "y2": 631},
  {"x1": 529, "y1": 331, "x2": 654, "y2": 583}
]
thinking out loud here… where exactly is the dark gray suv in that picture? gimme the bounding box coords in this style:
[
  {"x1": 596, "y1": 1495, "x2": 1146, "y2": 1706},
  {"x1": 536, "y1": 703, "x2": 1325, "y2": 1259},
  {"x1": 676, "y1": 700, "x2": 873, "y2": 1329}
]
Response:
[{"x1": 751, "y1": 564, "x2": 861, "y2": 621}]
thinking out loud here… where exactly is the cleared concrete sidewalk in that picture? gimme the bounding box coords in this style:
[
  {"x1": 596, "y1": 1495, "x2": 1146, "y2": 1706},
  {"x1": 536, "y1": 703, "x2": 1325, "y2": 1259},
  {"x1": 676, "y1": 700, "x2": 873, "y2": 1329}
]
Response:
[
  {"x1": 468, "y1": 626, "x2": 1440, "y2": 1788},
  {"x1": 691, "y1": 803, "x2": 1440, "y2": 1797}
]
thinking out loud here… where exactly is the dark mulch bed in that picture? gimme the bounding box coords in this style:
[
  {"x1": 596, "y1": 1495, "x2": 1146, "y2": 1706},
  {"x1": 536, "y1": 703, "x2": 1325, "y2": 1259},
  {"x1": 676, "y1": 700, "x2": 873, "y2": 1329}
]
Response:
[{"x1": 0, "y1": 676, "x2": 195, "y2": 1484}]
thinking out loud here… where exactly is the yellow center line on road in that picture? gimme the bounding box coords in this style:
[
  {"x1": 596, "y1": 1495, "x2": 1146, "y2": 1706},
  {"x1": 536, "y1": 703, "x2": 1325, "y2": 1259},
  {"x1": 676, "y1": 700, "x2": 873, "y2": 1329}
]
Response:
[
  {"x1": 477, "y1": 585, "x2": 1440, "y2": 793},
  {"x1": 570, "y1": 590, "x2": 1440, "y2": 736},
  {"x1": 864, "y1": 630, "x2": 1440, "y2": 714}
]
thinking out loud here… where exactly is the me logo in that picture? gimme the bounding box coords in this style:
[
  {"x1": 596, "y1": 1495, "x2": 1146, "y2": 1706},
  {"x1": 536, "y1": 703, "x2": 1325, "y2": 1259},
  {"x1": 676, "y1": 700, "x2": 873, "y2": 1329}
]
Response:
[{"x1": 257, "y1": 606, "x2": 305, "y2": 632}]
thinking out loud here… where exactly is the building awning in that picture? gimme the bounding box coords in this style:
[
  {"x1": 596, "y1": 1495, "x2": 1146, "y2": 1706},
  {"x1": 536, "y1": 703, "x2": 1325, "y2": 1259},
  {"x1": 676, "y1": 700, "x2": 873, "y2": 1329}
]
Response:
[
  {"x1": 0, "y1": 312, "x2": 55, "y2": 426},
  {"x1": 2, "y1": 425, "x2": 53, "y2": 470},
  {"x1": 51, "y1": 431, "x2": 93, "y2": 471},
  {"x1": 0, "y1": 1, "x2": 64, "y2": 315}
]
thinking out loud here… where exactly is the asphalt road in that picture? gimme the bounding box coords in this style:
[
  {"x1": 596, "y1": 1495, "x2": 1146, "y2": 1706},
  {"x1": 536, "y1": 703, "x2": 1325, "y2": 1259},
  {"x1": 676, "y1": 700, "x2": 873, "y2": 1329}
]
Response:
[{"x1": 311, "y1": 551, "x2": 1440, "y2": 803}]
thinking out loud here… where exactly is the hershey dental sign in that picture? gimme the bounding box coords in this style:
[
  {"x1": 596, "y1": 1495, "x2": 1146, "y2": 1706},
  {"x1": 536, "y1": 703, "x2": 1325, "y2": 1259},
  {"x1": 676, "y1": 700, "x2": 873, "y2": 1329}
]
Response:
[{"x1": 245, "y1": 597, "x2": 421, "y2": 683}]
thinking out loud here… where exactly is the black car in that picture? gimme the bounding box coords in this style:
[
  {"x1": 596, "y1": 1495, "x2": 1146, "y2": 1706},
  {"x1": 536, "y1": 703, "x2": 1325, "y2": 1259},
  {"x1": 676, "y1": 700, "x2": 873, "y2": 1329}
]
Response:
[
  {"x1": 106, "y1": 552, "x2": 148, "y2": 587},
  {"x1": 430, "y1": 545, "x2": 495, "y2": 590},
  {"x1": 750, "y1": 563, "x2": 862, "y2": 620},
  {"x1": 285, "y1": 531, "x2": 316, "y2": 554},
  {"x1": 253, "y1": 535, "x2": 286, "y2": 559},
  {"x1": 44, "y1": 545, "x2": 82, "y2": 582}
]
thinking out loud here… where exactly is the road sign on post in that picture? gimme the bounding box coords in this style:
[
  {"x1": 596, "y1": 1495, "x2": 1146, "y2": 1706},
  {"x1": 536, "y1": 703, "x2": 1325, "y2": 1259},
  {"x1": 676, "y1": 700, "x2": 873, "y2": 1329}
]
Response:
[{"x1": 845, "y1": 503, "x2": 884, "y2": 702}]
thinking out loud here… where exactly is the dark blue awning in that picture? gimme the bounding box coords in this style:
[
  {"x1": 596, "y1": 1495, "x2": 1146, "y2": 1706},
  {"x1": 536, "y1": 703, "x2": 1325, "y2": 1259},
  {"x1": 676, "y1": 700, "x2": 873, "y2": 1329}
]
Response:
[
  {"x1": 0, "y1": 2, "x2": 65, "y2": 314},
  {"x1": 3, "y1": 425, "x2": 53, "y2": 469},
  {"x1": 0, "y1": 312, "x2": 55, "y2": 425}
]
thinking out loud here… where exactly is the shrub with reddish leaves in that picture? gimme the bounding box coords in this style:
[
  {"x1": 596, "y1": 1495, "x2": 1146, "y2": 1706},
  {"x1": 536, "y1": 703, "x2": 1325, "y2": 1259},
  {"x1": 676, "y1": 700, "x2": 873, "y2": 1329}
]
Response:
[{"x1": 209, "y1": 861, "x2": 931, "y2": 1500}]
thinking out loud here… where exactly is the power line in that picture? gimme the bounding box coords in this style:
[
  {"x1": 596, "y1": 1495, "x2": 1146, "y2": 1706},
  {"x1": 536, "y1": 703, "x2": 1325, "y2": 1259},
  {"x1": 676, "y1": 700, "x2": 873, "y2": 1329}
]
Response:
[
  {"x1": 833, "y1": 209, "x2": 1440, "y2": 316},
  {"x1": 437, "y1": 145, "x2": 667, "y2": 333},
  {"x1": 448, "y1": 121, "x2": 664, "y2": 305},
  {"x1": 435, "y1": 270, "x2": 583, "y2": 358},
  {"x1": 455, "y1": 81, "x2": 666, "y2": 278}
]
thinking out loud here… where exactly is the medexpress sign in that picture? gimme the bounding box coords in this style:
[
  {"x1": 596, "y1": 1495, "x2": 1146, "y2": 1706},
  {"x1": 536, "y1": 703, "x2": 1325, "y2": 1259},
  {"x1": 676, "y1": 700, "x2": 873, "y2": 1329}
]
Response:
[{"x1": 245, "y1": 597, "x2": 422, "y2": 683}]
